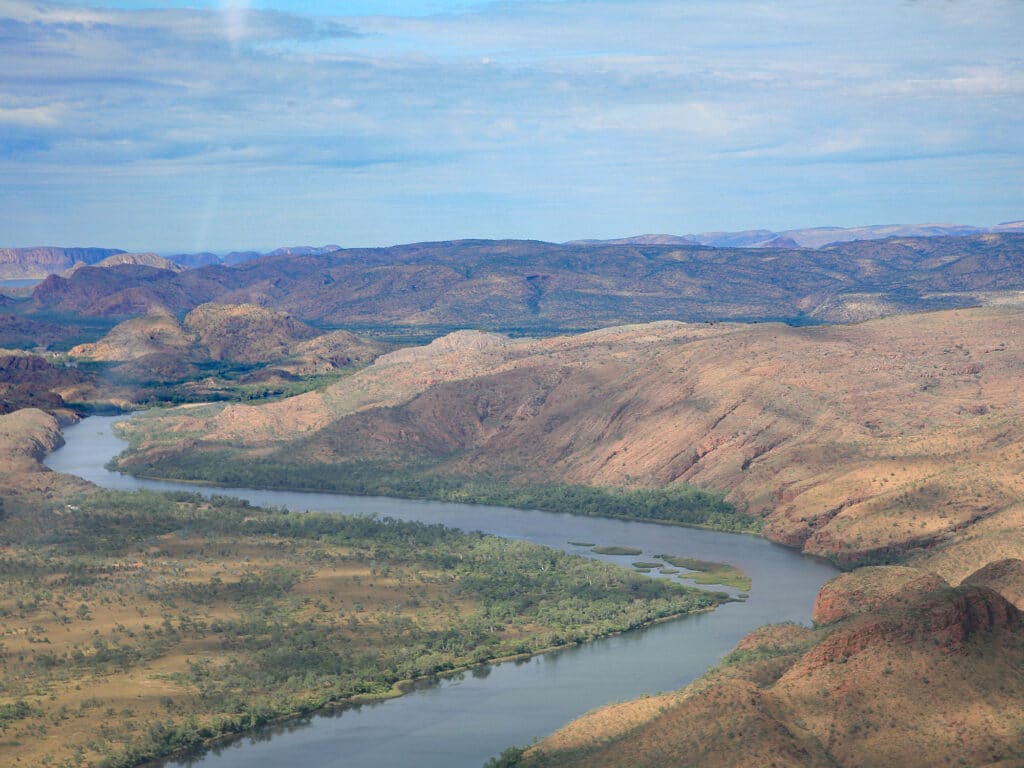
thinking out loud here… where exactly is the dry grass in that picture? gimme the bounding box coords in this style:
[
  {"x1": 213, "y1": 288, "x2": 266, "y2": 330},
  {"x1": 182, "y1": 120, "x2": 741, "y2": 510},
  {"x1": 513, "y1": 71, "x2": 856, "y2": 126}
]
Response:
[
  {"x1": 0, "y1": 526, "x2": 472, "y2": 768},
  {"x1": 526, "y1": 692, "x2": 683, "y2": 757}
]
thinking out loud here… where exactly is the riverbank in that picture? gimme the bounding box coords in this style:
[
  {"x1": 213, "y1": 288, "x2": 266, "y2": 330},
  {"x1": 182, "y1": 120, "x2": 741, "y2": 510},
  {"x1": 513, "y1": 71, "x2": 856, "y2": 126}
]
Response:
[
  {"x1": 109, "y1": 416, "x2": 762, "y2": 535},
  {"x1": 144, "y1": 600, "x2": 720, "y2": 768},
  {"x1": 0, "y1": 411, "x2": 732, "y2": 768},
  {"x1": 31, "y1": 414, "x2": 836, "y2": 768},
  {"x1": 0, "y1": 486, "x2": 723, "y2": 768}
]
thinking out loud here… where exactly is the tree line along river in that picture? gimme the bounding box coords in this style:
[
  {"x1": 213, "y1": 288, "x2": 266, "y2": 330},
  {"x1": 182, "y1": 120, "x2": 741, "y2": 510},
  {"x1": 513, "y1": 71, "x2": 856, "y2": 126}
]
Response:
[{"x1": 45, "y1": 416, "x2": 838, "y2": 768}]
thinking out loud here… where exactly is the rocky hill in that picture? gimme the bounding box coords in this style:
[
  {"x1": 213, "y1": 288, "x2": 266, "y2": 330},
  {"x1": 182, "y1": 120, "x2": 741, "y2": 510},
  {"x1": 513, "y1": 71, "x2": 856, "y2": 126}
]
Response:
[
  {"x1": 182, "y1": 303, "x2": 320, "y2": 363},
  {"x1": 112, "y1": 306, "x2": 1024, "y2": 581},
  {"x1": 28, "y1": 263, "x2": 227, "y2": 317},
  {"x1": 68, "y1": 311, "x2": 195, "y2": 362},
  {"x1": 517, "y1": 562, "x2": 1024, "y2": 768},
  {"x1": 0, "y1": 351, "x2": 93, "y2": 417},
  {"x1": 0, "y1": 303, "x2": 392, "y2": 417},
  {"x1": 67, "y1": 303, "x2": 390, "y2": 383},
  {"x1": 22, "y1": 234, "x2": 1024, "y2": 328}
]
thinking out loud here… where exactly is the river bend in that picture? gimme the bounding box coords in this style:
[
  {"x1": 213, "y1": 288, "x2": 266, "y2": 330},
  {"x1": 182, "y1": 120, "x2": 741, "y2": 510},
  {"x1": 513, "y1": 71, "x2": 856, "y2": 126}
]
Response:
[{"x1": 46, "y1": 415, "x2": 837, "y2": 768}]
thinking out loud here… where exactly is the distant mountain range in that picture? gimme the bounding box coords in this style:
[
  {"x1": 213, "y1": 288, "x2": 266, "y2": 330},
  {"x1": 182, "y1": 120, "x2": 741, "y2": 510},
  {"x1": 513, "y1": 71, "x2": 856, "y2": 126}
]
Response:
[
  {"x1": 0, "y1": 247, "x2": 126, "y2": 280},
  {"x1": 163, "y1": 244, "x2": 342, "y2": 269},
  {"x1": 4, "y1": 222, "x2": 1023, "y2": 280},
  {"x1": 0, "y1": 244, "x2": 342, "y2": 279},
  {"x1": 568, "y1": 220, "x2": 1024, "y2": 249},
  {"x1": 12, "y1": 232, "x2": 1024, "y2": 330}
]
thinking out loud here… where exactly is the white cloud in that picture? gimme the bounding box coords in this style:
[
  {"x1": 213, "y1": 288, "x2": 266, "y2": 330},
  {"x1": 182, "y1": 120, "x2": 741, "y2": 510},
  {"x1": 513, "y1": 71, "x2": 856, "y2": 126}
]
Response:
[
  {"x1": 859, "y1": 66, "x2": 1024, "y2": 99},
  {"x1": 0, "y1": 0, "x2": 1021, "y2": 248},
  {"x1": 0, "y1": 104, "x2": 62, "y2": 126}
]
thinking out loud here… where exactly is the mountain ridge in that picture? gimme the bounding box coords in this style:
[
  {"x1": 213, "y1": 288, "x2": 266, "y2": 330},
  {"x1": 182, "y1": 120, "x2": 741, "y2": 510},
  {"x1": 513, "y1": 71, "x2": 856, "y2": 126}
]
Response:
[
  {"x1": 112, "y1": 306, "x2": 1024, "y2": 581},
  {"x1": 567, "y1": 220, "x2": 1024, "y2": 249},
  {"x1": 6, "y1": 221, "x2": 1022, "y2": 281},
  {"x1": 15, "y1": 233, "x2": 1024, "y2": 331}
]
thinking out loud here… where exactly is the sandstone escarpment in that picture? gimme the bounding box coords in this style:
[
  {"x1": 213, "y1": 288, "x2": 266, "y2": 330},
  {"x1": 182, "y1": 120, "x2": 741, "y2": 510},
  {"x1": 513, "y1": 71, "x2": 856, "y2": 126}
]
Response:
[
  {"x1": 801, "y1": 583, "x2": 1018, "y2": 669},
  {"x1": 0, "y1": 246, "x2": 124, "y2": 279}
]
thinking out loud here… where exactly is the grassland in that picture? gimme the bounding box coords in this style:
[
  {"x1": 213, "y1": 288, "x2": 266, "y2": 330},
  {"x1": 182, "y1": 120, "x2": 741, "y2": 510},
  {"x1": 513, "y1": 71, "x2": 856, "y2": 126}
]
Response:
[{"x1": 0, "y1": 479, "x2": 724, "y2": 768}]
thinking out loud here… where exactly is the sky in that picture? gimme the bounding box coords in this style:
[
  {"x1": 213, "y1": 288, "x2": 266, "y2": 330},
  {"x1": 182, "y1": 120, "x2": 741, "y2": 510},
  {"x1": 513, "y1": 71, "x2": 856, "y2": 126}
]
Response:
[{"x1": 1, "y1": 0, "x2": 1022, "y2": 252}]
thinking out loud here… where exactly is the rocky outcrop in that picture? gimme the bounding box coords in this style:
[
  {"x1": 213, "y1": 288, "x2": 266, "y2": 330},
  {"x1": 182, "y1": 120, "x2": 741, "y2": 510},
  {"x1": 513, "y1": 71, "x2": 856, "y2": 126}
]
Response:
[
  {"x1": 527, "y1": 567, "x2": 1024, "y2": 767},
  {"x1": 183, "y1": 303, "x2": 318, "y2": 363},
  {"x1": 812, "y1": 566, "x2": 948, "y2": 625},
  {"x1": 802, "y1": 583, "x2": 1019, "y2": 670},
  {"x1": 963, "y1": 558, "x2": 1024, "y2": 609}
]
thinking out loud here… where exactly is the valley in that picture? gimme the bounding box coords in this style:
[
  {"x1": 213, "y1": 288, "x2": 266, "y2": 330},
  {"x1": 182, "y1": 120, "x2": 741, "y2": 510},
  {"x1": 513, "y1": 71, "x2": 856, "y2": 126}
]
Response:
[
  {"x1": 2, "y1": 233, "x2": 1024, "y2": 767},
  {"x1": 0, "y1": 412, "x2": 736, "y2": 768},
  {"x1": 111, "y1": 306, "x2": 1024, "y2": 578}
]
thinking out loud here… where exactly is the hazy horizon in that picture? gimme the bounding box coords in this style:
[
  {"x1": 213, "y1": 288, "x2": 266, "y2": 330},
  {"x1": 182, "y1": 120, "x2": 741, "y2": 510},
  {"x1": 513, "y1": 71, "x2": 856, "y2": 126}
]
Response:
[
  {"x1": 5, "y1": 217, "x2": 1024, "y2": 257},
  {"x1": 2, "y1": 0, "x2": 1022, "y2": 252}
]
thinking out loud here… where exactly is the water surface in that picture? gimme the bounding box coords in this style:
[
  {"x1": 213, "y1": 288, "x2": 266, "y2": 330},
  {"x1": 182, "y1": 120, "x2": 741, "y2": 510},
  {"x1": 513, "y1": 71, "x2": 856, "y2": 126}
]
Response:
[{"x1": 48, "y1": 415, "x2": 837, "y2": 768}]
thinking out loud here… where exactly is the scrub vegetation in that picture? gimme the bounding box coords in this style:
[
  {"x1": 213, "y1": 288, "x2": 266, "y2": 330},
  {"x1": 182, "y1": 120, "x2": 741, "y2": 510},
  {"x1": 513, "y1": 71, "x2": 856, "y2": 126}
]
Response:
[
  {"x1": 0, "y1": 487, "x2": 724, "y2": 768},
  {"x1": 112, "y1": 450, "x2": 764, "y2": 534}
]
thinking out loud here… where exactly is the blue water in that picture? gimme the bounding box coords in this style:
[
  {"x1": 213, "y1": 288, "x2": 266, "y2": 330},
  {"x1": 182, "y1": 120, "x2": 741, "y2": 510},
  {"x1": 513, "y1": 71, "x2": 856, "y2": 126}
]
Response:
[{"x1": 47, "y1": 415, "x2": 837, "y2": 768}]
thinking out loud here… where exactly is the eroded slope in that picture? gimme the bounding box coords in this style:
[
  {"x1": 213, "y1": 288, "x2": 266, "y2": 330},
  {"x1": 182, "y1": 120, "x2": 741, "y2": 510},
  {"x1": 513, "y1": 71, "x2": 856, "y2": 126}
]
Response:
[
  {"x1": 520, "y1": 564, "x2": 1024, "y2": 768},
  {"x1": 116, "y1": 307, "x2": 1024, "y2": 575}
]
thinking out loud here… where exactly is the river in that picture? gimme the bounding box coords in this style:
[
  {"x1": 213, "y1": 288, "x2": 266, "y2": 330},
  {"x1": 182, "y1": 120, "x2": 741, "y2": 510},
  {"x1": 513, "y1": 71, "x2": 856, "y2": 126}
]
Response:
[{"x1": 46, "y1": 415, "x2": 838, "y2": 768}]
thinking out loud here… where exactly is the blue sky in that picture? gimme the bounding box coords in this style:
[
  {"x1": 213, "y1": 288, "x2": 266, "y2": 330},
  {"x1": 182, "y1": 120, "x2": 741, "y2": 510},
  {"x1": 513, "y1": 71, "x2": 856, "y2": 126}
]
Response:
[{"x1": 1, "y1": 0, "x2": 1022, "y2": 251}]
